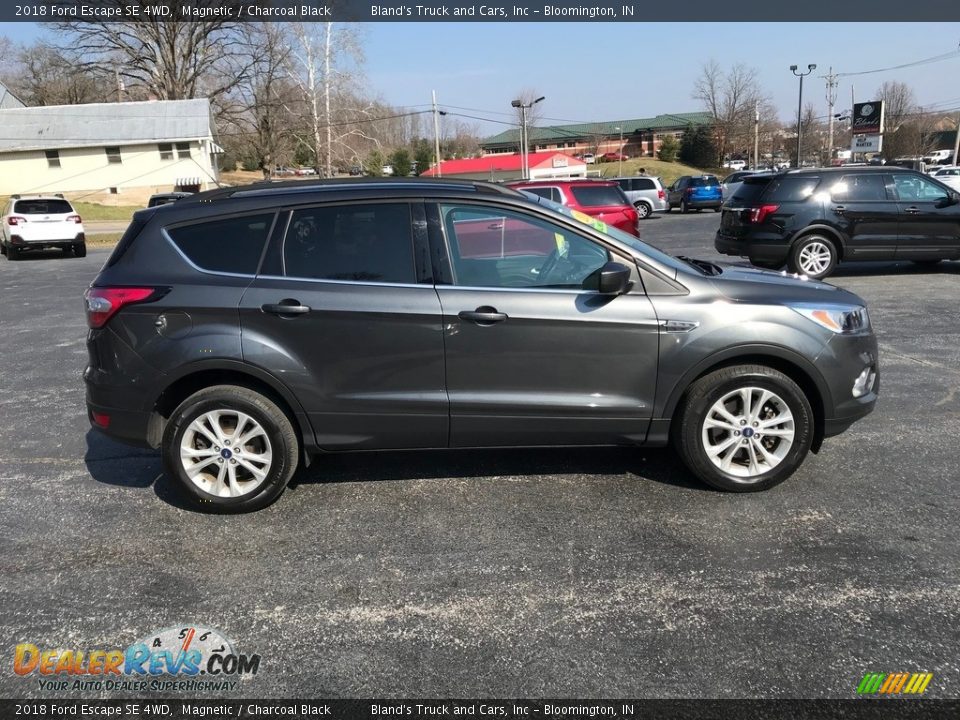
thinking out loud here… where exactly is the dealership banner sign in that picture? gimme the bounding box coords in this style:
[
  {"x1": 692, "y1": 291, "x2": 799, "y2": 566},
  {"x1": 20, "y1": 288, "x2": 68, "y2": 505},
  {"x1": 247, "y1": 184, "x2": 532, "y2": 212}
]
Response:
[
  {"x1": 852, "y1": 135, "x2": 883, "y2": 153},
  {"x1": 852, "y1": 101, "x2": 885, "y2": 136}
]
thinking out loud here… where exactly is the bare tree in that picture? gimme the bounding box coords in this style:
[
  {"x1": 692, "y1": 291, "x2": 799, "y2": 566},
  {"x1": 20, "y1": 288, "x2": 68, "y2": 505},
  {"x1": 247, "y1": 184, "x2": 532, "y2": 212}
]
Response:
[
  {"x1": 287, "y1": 22, "x2": 380, "y2": 176},
  {"x1": 5, "y1": 44, "x2": 114, "y2": 106},
  {"x1": 59, "y1": 9, "x2": 254, "y2": 103},
  {"x1": 876, "y1": 81, "x2": 920, "y2": 159},
  {"x1": 693, "y1": 60, "x2": 767, "y2": 165}
]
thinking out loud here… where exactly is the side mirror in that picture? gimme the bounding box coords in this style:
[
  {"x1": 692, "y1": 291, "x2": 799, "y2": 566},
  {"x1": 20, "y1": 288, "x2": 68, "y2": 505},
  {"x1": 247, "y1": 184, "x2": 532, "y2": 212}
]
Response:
[
  {"x1": 598, "y1": 261, "x2": 632, "y2": 295},
  {"x1": 935, "y1": 193, "x2": 959, "y2": 208}
]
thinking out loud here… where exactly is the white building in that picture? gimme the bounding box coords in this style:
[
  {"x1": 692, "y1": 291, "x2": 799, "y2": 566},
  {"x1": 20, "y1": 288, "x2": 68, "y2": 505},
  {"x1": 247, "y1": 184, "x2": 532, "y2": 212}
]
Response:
[{"x1": 0, "y1": 98, "x2": 221, "y2": 199}]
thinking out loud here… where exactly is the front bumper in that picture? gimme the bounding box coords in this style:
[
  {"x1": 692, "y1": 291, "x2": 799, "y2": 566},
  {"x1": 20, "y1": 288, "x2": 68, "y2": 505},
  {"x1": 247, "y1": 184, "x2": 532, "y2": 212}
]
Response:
[{"x1": 818, "y1": 331, "x2": 879, "y2": 437}]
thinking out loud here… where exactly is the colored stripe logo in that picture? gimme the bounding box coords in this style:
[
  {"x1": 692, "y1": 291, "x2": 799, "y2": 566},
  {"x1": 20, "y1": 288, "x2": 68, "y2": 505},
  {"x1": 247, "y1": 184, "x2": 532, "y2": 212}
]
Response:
[{"x1": 857, "y1": 672, "x2": 933, "y2": 695}]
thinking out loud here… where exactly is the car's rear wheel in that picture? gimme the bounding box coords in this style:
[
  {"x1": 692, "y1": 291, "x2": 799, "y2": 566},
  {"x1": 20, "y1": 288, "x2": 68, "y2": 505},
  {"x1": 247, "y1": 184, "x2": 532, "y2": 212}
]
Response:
[
  {"x1": 673, "y1": 365, "x2": 813, "y2": 492},
  {"x1": 7, "y1": 245, "x2": 20, "y2": 261},
  {"x1": 789, "y1": 234, "x2": 837, "y2": 279},
  {"x1": 635, "y1": 202, "x2": 652, "y2": 219},
  {"x1": 73, "y1": 242, "x2": 87, "y2": 258},
  {"x1": 62, "y1": 245, "x2": 73, "y2": 257},
  {"x1": 162, "y1": 385, "x2": 299, "y2": 513},
  {"x1": 681, "y1": 199, "x2": 690, "y2": 213}
]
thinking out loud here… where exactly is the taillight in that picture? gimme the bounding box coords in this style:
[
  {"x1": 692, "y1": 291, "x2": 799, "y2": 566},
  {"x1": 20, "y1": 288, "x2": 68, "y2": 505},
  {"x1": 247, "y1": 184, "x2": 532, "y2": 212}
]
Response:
[
  {"x1": 84, "y1": 287, "x2": 159, "y2": 329},
  {"x1": 684, "y1": 188, "x2": 695, "y2": 195},
  {"x1": 657, "y1": 189, "x2": 665, "y2": 200},
  {"x1": 7, "y1": 216, "x2": 26, "y2": 225},
  {"x1": 747, "y1": 204, "x2": 780, "y2": 224},
  {"x1": 625, "y1": 207, "x2": 638, "y2": 222},
  {"x1": 67, "y1": 214, "x2": 83, "y2": 224}
]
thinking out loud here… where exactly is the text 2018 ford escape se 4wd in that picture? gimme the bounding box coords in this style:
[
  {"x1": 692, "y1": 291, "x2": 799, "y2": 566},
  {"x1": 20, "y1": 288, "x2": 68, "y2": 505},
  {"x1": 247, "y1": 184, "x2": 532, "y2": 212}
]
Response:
[{"x1": 84, "y1": 179, "x2": 879, "y2": 512}]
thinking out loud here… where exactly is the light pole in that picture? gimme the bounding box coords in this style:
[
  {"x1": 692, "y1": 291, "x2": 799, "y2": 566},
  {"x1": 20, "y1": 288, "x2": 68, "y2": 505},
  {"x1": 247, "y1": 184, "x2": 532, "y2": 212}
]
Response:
[
  {"x1": 790, "y1": 64, "x2": 816, "y2": 168},
  {"x1": 512, "y1": 96, "x2": 545, "y2": 180}
]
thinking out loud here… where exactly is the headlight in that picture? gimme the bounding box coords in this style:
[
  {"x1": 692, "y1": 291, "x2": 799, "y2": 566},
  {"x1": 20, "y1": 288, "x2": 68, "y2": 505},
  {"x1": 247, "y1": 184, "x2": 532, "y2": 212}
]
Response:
[{"x1": 789, "y1": 303, "x2": 870, "y2": 334}]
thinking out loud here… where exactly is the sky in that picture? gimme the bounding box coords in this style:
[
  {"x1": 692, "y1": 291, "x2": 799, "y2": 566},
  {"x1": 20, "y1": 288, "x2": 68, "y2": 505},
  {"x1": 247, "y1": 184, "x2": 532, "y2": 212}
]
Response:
[{"x1": 2, "y1": 21, "x2": 958, "y2": 136}]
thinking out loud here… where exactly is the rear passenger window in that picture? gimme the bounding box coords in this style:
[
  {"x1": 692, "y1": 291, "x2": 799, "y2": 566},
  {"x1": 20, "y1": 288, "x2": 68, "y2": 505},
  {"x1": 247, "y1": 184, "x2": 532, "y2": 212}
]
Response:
[
  {"x1": 283, "y1": 203, "x2": 415, "y2": 284},
  {"x1": 763, "y1": 177, "x2": 820, "y2": 202},
  {"x1": 569, "y1": 185, "x2": 628, "y2": 207},
  {"x1": 830, "y1": 174, "x2": 888, "y2": 202},
  {"x1": 525, "y1": 187, "x2": 562, "y2": 203},
  {"x1": 635, "y1": 178, "x2": 656, "y2": 190},
  {"x1": 167, "y1": 213, "x2": 273, "y2": 275}
]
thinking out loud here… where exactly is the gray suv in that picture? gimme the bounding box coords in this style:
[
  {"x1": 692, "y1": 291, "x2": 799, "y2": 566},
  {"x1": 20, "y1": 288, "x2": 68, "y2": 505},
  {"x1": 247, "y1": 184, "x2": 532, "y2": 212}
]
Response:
[
  {"x1": 84, "y1": 178, "x2": 878, "y2": 512},
  {"x1": 612, "y1": 176, "x2": 668, "y2": 219}
]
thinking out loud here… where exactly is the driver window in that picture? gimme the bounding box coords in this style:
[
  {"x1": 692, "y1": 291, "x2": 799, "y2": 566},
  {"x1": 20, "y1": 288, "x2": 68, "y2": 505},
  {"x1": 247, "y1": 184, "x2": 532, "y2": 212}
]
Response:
[
  {"x1": 892, "y1": 173, "x2": 948, "y2": 203},
  {"x1": 439, "y1": 204, "x2": 609, "y2": 290}
]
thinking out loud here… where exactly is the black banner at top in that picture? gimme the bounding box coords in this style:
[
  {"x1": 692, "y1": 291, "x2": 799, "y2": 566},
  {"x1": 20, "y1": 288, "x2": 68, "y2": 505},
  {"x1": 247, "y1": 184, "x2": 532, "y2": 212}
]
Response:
[{"x1": 3, "y1": 0, "x2": 960, "y2": 22}]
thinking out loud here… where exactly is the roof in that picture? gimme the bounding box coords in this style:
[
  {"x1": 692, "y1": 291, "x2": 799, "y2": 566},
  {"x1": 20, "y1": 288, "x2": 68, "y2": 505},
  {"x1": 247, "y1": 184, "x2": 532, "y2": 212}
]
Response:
[
  {"x1": 481, "y1": 112, "x2": 714, "y2": 147},
  {"x1": 0, "y1": 98, "x2": 213, "y2": 152},
  {"x1": 420, "y1": 152, "x2": 583, "y2": 177},
  {"x1": 0, "y1": 81, "x2": 25, "y2": 109}
]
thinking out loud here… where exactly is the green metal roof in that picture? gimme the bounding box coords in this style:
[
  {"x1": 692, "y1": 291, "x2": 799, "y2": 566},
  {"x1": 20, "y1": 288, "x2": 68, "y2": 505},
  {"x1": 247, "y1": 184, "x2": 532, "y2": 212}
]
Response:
[{"x1": 481, "y1": 112, "x2": 714, "y2": 147}]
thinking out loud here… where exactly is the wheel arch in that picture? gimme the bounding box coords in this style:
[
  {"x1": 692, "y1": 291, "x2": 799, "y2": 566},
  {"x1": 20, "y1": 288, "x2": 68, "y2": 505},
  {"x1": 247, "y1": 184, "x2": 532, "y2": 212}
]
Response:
[
  {"x1": 790, "y1": 224, "x2": 848, "y2": 261},
  {"x1": 146, "y1": 361, "x2": 315, "y2": 461},
  {"x1": 663, "y1": 346, "x2": 831, "y2": 453}
]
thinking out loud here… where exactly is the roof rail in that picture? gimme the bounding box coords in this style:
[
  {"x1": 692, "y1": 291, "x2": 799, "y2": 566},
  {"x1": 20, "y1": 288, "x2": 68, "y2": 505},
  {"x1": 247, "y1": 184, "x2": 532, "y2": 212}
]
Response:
[{"x1": 181, "y1": 176, "x2": 520, "y2": 203}]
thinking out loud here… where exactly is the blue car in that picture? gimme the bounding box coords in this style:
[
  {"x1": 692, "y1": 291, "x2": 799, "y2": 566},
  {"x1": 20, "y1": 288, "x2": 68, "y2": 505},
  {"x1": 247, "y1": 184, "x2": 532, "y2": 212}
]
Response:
[{"x1": 666, "y1": 174, "x2": 723, "y2": 213}]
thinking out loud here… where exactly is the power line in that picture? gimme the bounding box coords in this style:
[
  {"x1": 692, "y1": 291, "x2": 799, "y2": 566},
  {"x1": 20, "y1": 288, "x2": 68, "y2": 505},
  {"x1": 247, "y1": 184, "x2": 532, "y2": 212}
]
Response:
[{"x1": 836, "y1": 48, "x2": 960, "y2": 78}]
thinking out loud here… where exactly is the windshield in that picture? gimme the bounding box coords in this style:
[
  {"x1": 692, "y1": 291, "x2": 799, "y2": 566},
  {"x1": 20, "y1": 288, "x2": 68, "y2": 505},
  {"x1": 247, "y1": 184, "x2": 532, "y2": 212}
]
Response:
[{"x1": 518, "y1": 191, "x2": 691, "y2": 274}]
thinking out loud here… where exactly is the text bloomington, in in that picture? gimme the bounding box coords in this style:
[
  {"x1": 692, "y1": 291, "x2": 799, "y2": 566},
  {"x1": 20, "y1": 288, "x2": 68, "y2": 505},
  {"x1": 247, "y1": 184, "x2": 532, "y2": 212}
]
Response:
[{"x1": 370, "y1": 4, "x2": 628, "y2": 17}]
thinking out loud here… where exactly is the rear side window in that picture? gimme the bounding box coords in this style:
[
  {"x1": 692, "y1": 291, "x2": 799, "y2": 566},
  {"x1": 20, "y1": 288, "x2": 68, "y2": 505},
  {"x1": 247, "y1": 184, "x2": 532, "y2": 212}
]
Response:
[
  {"x1": 830, "y1": 174, "x2": 888, "y2": 202},
  {"x1": 634, "y1": 178, "x2": 656, "y2": 190},
  {"x1": 763, "y1": 176, "x2": 820, "y2": 202},
  {"x1": 282, "y1": 203, "x2": 415, "y2": 284},
  {"x1": 525, "y1": 186, "x2": 562, "y2": 203},
  {"x1": 569, "y1": 185, "x2": 628, "y2": 207},
  {"x1": 14, "y1": 199, "x2": 74, "y2": 215},
  {"x1": 730, "y1": 178, "x2": 772, "y2": 203},
  {"x1": 167, "y1": 213, "x2": 273, "y2": 275}
]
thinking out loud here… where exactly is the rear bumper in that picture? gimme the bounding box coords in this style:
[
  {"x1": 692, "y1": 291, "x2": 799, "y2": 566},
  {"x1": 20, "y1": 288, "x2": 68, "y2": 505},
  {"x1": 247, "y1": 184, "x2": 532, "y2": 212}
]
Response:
[
  {"x1": 9, "y1": 232, "x2": 84, "y2": 248},
  {"x1": 86, "y1": 399, "x2": 156, "y2": 449},
  {"x1": 715, "y1": 231, "x2": 791, "y2": 263}
]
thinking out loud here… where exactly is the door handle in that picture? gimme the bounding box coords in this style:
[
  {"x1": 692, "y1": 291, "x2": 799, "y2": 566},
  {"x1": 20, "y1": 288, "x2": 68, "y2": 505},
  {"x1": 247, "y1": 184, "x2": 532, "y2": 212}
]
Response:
[
  {"x1": 261, "y1": 299, "x2": 311, "y2": 316},
  {"x1": 458, "y1": 306, "x2": 508, "y2": 326},
  {"x1": 904, "y1": 206, "x2": 920, "y2": 214},
  {"x1": 833, "y1": 205, "x2": 845, "y2": 215}
]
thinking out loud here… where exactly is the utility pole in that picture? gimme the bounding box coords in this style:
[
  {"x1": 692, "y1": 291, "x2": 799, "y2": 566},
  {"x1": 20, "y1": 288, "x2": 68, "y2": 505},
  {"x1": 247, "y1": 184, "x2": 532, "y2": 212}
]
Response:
[
  {"x1": 823, "y1": 67, "x2": 839, "y2": 166},
  {"x1": 115, "y1": 67, "x2": 124, "y2": 103},
  {"x1": 432, "y1": 90, "x2": 442, "y2": 178},
  {"x1": 953, "y1": 112, "x2": 960, "y2": 166},
  {"x1": 753, "y1": 101, "x2": 760, "y2": 170}
]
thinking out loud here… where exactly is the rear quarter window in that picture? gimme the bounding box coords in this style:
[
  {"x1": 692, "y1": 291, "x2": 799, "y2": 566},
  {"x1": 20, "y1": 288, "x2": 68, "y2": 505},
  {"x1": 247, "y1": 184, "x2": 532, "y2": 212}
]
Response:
[
  {"x1": 14, "y1": 199, "x2": 74, "y2": 214},
  {"x1": 569, "y1": 185, "x2": 629, "y2": 207},
  {"x1": 167, "y1": 213, "x2": 274, "y2": 275},
  {"x1": 730, "y1": 177, "x2": 773, "y2": 203},
  {"x1": 764, "y1": 176, "x2": 820, "y2": 202}
]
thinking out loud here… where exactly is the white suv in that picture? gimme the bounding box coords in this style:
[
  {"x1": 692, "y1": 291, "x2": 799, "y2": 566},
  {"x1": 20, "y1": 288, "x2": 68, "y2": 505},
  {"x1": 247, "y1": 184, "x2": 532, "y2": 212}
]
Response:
[{"x1": 1, "y1": 195, "x2": 86, "y2": 260}]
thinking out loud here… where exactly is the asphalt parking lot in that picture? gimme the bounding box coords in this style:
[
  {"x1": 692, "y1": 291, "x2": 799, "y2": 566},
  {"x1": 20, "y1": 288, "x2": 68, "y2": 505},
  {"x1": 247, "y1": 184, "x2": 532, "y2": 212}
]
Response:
[{"x1": 1, "y1": 212, "x2": 958, "y2": 700}]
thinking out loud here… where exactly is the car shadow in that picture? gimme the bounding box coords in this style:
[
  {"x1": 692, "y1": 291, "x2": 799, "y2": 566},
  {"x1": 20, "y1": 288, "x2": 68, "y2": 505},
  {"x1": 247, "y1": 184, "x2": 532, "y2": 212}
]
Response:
[
  {"x1": 828, "y1": 260, "x2": 960, "y2": 278},
  {"x1": 84, "y1": 430, "x2": 711, "y2": 511},
  {"x1": 5, "y1": 249, "x2": 74, "y2": 261}
]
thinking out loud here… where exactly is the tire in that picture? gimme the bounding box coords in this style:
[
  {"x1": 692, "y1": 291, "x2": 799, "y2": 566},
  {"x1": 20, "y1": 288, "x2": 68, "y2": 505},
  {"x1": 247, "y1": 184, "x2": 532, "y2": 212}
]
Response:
[
  {"x1": 7, "y1": 245, "x2": 20, "y2": 261},
  {"x1": 635, "y1": 202, "x2": 652, "y2": 220},
  {"x1": 681, "y1": 200, "x2": 690, "y2": 214},
  {"x1": 673, "y1": 365, "x2": 814, "y2": 493},
  {"x1": 789, "y1": 234, "x2": 838, "y2": 279},
  {"x1": 62, "y1": 245, "x2": 73, "y2": 257},
  {"x1": 162, "y1": 385, "x2": 299, "y2": 513},
  {"x1": 713, "y1": 207, "x2": 722, "y2": 213},
  {"x1": 73, "y1": 242, "x2": 87, "y2": 258},
  {"x1": 0, "y1": 243, "x2": 6, "y2": 256}
]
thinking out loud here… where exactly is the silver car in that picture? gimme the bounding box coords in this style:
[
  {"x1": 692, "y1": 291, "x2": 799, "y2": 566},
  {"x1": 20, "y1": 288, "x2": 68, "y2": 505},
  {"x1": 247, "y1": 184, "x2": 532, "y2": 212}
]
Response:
[{"x1": 613, "y1": 176, "x2": 669, "y2": 219}]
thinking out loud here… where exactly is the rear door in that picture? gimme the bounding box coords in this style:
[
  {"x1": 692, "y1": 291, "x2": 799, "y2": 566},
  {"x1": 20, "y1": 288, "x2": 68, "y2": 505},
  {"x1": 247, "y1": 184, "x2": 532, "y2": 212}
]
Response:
[
  {"x1": 689, "y1": 176, "x2": 721, "y2": 204},
  {"x1": 823, "y1": 173, "x2": 899, "y2": 259},
  {"x1": 890, "y1": 172, "x2": 960, "y2": 260},
  {"x1": 568, "y1": 184, "x2": 637, "y2": 234},
  {"x1": 428, "y1": 200, "x2": 660, "y2": 447},
  {"x1": 239, "y1": 201, "x2": 448, "y2": 450}
]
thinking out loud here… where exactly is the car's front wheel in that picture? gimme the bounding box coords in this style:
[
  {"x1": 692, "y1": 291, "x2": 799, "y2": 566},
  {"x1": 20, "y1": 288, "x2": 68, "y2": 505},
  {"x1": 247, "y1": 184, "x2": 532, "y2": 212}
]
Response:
[
  {"x1": 789, "y1": 235, "x2": 837, "y2": 279},
  {"x1": 673, "y1": 365, "x2": 814, "y2": 492},
  {"x1": 162, "y1": 385, "x2": 299, "y2": 513}
]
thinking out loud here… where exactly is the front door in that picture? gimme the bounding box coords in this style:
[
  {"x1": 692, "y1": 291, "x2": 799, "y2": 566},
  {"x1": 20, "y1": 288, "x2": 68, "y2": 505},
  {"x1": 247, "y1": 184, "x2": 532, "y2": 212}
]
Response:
[
  {"x1": 889, "y1": 172, "x2": 960, "y2": 261},
  {"x1": 240, "y1": 201, "x2": 447, "y2": 450},
  {"x1": 428, "y1": 201, "x2": 660, "y2": 447}
]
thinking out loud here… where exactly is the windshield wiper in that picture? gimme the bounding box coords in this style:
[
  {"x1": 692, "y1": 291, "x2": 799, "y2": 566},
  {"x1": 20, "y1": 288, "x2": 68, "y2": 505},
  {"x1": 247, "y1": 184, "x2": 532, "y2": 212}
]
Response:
[{"x1": 676, "y1": 256, "x2": 722, "y2": 276}]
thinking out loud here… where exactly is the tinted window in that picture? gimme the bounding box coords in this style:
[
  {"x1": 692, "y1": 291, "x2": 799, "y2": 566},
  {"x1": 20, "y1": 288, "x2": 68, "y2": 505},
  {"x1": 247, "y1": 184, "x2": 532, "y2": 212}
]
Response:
[
  {"x1": 615, "y1": 179, "x2": 632, "y2": 191},
  {"x1": 283, "y1": 203, "x2": 415, "y2": 284},
  {"x1": 891, "y1": 174, "x2": 949, "y2": 202},
  {"x1": 730, "y1": 177, "x2": 773, "y2": 203},
  {"x1": 634, "y1": 178, "x2": 656, "y2": 190},
  {"x1": 525, "y1": 187, "x2": 561, "y2": 203},
  {"x1": 441, "y1": 204, "x2": 608, "y2": 289},
  {"x1": 569, "y1": 185, "x2": 629, "y2": 207},
  {"x1": 830, "y1": 174, "x2": 888, "y2": 202},
  {"x1": 168, "y1": 213, "x2": 273, "y2": 274},
  {"x1": 14, "y1": 199, "x2": 73, "y2": 215},
  {"x1": 763, "y1": 176, "x2": 820, "y2": 202},
  {"x1": 690, "y1": 176, "x2": 720, "y2": 187}
]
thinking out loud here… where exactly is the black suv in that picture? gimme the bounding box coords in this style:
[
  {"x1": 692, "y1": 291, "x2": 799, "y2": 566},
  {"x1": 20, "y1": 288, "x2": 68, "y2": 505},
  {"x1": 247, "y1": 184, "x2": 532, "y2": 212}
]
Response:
[
  {"x1": 716, "y1": 167, "x2": 960, "y2": 279},
  {"x1": 85, "y1": 178, "x2": 878, "y2": 512}
]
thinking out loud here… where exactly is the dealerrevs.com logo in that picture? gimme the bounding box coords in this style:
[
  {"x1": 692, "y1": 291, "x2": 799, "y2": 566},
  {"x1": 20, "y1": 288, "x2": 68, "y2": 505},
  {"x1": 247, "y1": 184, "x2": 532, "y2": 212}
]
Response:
[{"x1": 14, "y1": 626, "x2": 260, "y2": 693}]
